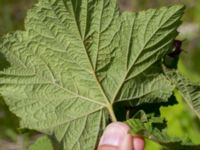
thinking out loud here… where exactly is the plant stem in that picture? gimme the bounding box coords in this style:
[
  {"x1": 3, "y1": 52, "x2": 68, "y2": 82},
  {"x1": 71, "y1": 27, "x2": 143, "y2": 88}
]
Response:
[{"x1": 107, "y1": 105, "x2": 117, "y2": 122}]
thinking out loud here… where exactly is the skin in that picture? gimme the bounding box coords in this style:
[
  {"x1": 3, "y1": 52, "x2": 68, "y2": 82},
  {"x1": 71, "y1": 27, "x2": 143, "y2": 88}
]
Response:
[{"x1": 97, "y1": 122, "x2": 144, "y2": 150}]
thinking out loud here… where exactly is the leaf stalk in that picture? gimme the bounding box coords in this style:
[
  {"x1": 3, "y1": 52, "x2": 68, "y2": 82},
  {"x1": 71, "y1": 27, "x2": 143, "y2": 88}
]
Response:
[{"x1": 107, "y1": 105, "x2": 117, "y2": 122}]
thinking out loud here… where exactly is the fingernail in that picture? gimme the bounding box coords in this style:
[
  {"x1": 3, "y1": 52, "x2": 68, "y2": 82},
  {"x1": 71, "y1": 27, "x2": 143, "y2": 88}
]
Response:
[
  {"x1": 133, "y1": 136, "x2": 145, "y2": 150},
  {"x1": 99, "y1": 122, "x2": 129, "y2": 147}
]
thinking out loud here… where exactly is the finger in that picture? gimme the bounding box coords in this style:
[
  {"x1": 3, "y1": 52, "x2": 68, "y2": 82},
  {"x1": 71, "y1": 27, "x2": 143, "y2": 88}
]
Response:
[
  {"x1": 98, "y1": 122, "x2": 133, "y2": 150},
  {"x1": 133, "y1": 136, "x2": 145, "y2": 150}
]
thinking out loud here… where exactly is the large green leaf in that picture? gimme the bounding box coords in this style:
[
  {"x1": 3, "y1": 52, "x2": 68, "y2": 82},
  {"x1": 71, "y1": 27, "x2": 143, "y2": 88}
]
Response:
[{"x1": 0, "y1": 0, "x2": 184, "y2": 149}]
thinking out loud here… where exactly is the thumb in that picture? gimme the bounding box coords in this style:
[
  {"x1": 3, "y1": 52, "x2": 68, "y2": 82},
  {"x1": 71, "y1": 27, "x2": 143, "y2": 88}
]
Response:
[{"x1": 97, "y1": 122, "x2": 133, "y2": 150}]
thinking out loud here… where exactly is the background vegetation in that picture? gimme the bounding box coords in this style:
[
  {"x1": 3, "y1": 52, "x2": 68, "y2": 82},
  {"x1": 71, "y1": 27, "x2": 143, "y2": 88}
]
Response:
[{"x1": 0, "y1": 0, "x2": 200, "y2": 149}]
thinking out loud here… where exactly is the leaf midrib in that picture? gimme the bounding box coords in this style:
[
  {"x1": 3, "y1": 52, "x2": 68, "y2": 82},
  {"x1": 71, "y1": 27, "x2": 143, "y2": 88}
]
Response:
[
  {"x1": 63, "y1": 0, "x2": 116, "y2": 121},
  {"x1": 58, "y1": 7, "x2": 117, "y2": 121}
]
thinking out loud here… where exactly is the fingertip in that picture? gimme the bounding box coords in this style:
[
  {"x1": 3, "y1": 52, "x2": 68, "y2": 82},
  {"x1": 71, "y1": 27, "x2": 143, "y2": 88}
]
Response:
[
  {"x1": 133, "y1": 136, "x2": 145, "y2": 150},
  {"x1": 98, "y1": 145, "x2": 119, "y2": 150},
  {"x1": 98, "y1": 122, "x2": 132, "y2": 150}
]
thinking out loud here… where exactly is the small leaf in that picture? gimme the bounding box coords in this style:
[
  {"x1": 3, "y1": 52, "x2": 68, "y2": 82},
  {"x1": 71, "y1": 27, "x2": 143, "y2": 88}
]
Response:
[
  {"x1": 28, "y1": 136, "x2": 53, "y2": 150},
  {"x1": 165, "y1": 69, "x2": 200, "y2": 120},
  {"x1": 127, "y1": 111, "x2": 200, "y2": 150}
]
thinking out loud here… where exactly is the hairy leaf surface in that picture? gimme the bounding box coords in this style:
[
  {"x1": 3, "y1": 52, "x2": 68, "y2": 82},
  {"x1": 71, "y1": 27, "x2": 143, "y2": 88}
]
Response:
[{"x1": 0, "y1": 0, "x2": 184, "y2": 149}]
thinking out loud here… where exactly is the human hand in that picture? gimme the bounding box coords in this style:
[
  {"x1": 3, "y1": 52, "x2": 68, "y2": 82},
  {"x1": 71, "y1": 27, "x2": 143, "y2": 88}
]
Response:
[{"x1": 97, "y1": 122, "x2": 144, "y2": 150}]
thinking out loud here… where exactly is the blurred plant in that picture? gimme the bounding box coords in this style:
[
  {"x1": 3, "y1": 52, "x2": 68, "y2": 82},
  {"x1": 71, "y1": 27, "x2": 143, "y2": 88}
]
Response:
[
  {"x1": 0, "y1": 0, "x2": 36, "y2": 35},
  {"x1": 0, "y1": 1, "x2": 36, "y2": 150}
]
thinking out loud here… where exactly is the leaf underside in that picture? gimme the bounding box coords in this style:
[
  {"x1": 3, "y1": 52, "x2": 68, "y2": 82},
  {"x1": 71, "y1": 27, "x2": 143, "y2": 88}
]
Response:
[{"x1": 0, "y1": 0, "x2": 184, "y2": 149}]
